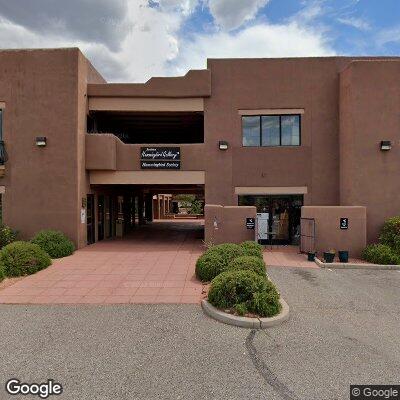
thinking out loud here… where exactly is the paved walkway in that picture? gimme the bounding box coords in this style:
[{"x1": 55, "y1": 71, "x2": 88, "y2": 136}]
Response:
[
  {"x1": 0, "y1": 220, "x2": 206, "y2": 305},
  {"x1": 263, "y1": 246, "x2": 317, "y2": 268}
]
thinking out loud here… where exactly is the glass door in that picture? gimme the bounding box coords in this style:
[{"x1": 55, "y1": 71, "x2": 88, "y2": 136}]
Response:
[{"x1": 238, "y1": 194, "x2": 303, "y2": 245}]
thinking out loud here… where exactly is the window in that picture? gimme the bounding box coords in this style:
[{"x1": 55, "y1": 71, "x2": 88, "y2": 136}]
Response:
[
  {"x1": 242, "y1": 114, "x2": 301, "y2": 147},
  {"x1": 242, "y1": 116, "x2": 260, "y2": 146}
]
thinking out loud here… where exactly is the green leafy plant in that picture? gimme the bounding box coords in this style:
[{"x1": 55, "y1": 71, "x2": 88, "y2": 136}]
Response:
[
  {"x1": 207, "y1": 269, "x2": 281, "y2": 319},
  {"x1": 240, "y1": 241, "x2": 263, "y2": 258},
  {"x1": 0, "y1": 224, "x2": 18, "y2": 249},
  {"x1": 379, "y1": 216, "x2": 400, "y2": 254},
  {"x1": 227, "y1": 256, "x2": 266, "y2": 277},
  {"x1": 0, "y1": 241, "x2": 51, "y2": 277},
  {"x1": 206, "y1": 243, "x2": 245, "y2": 263},
  {"x1": 249, "y1": 290, "x2": 282, "y2": 318},
  {"x1": 233, "y1": 302, "x2": 248, "y2": 316},
  {"x1": 31, "y1": 230, "x2": 75, "y2": 258},
  {"x1": 188, "y1": 199, "x2": 203, "y2": 215},
  {"x1": 361, "y1": 244, "x2": 400, "y2": 265},
  {"x1": 195, "y1": 252, "x2": 227, "y2": 282}
]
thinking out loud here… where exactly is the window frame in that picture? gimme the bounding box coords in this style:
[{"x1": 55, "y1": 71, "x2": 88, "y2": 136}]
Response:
[{"x1": 242, "y1": 114, "x2": 301, "y2": 147}]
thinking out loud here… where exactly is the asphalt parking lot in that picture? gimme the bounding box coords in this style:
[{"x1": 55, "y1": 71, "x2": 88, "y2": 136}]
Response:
[{"x1": 1, "y1": 266, "x2": 399, "y2": 400}]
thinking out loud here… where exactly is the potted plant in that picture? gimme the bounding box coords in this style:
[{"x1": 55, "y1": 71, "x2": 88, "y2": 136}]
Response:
[
  {"x1": 323, "y1": 249, "x2": 336, "y2": 263},
  {"x1": 307, "y1": 251, "x2": 316, "y2": 262},
  {"x1": 338, "y1": 250, "x2": 349, "y2": 263}
]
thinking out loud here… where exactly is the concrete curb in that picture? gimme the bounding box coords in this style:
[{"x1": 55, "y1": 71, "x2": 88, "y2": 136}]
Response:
[
  {"x1": 315, "y1": 257, "x2": 400, "y2": 270},
  {"x1": 201, "y1": 298, "x2": 289, "y2": 329}
]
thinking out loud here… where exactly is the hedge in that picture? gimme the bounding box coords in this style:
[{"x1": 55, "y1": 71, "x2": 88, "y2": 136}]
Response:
[
  {"x1": 240, "y1": 241, "x2": 263, "y2": 258},
  {"x1": 31, "y1": 230, "x2": 75, "y2": 258},
  {"x1": 227, "y1": 255, "x2": 266, "y2": 277},
  {"x1": 0, "y1": 241, "x2": 52, "y2": 277},
  {"x1": 379, "y1": 216, "x2": 400, "y2": 254},
  {"x1": 0, "y1": 224, "x2": 18, "y2": 249},
  {"x1": 361, "y1": 244, "x2": 400, "y2": 265},
  {"x1": 195, "y1": 243, "x2": 245, "y2": 282},
  {"x1": 207, "y1": 269, "x2": 281, "y2": 317}
]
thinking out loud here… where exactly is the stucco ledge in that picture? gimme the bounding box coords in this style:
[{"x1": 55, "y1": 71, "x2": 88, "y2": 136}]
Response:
[{"x1": 201, "y1": 298, "x2": 289, "y2": 329}]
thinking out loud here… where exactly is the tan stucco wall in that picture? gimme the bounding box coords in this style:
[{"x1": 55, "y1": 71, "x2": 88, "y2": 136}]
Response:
[
  {"x1": 0, "y1": 48, "x2": 103, "y2": 248},
  {"x1": 204, "y1": 58, "x2": 352, "y2": 207},
  {"x1": 301, "y1": 206, "x2": 366, "y2": 257},
  {"x1": 205, "y1": 205, "x2": 256, "y2": 245},
  {"x1": 340, "y1": 60, "x2": 400, "y2": 243}
]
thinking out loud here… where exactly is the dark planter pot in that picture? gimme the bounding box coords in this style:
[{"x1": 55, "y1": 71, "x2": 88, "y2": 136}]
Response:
[
  {"x1": 307, "y1": 252, "x2": 316, "y2": 262},
  {"x1": 338, "y1": 250, "x2": 349, "y2": 263},
  {"x1": 323, "y1": 252, "x2": 335, "y2": 263}
]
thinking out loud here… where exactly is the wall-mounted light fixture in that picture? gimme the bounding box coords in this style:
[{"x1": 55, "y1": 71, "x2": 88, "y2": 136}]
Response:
[
  {"x1": 380, "y1": 140, "x2": 391, "y2": 151},
  {"x1": 218, "y1": 140, "x2": 229, "y2": 151},
  {"x1": 36, "y1": 137, "x2": 47, "y2": 147}
]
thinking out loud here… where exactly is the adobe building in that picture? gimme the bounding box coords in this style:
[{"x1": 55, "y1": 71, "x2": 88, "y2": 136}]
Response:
[{"x1": 0, "y1": 48, "x2": 399, "y2": 256}]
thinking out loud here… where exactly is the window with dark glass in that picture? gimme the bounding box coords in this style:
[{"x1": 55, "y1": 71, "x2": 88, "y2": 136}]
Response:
[
  {"x1": 242, "y1": 116, "x2": 260, "y2": 146},
  {"x1": 242, "y1": 114, "x2": 301, "y2": 147}
]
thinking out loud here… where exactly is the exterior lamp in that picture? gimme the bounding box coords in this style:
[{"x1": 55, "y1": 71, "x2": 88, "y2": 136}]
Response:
[
  {"x1": 36, "y1": 137, "x2": 47, "y2": 147},
  {"x1": 380, "y1": 140, "x2": 391, "y2": 151},
  {"x1": 219, "y1": 141, "x2": 229, "y2": 151}
]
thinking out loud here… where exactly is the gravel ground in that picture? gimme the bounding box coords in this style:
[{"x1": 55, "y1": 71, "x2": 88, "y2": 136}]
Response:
[{"x1": 0, "y1": 266, "x2": 399, "y2": 400}]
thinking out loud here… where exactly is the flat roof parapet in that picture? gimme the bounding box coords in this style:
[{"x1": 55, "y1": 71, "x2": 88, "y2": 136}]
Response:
[{"x1": 88, "y1": 69, "x2": 211, "y2": 98}]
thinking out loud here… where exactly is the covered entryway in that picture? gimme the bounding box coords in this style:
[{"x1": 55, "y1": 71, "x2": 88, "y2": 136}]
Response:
[{"x1": 0, "y1": 220, "x2": 205, "y2": 304}]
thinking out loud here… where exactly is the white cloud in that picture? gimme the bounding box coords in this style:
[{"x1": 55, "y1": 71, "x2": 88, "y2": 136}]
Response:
[
  {"x1": 207, "y1": 0, "x2": 270, "y2": 31},
  {"x1": 337, "y1": 16, "x2": 370, "y2": 31},
  {"x1": 376, "y1": 26, "x2": 400, "y2": 47},
  {"x1": 171, "y1": 21, "x2": 335, "y2": 74},
  {"x1": 0, "y1": 0, "x2": 335, "y2": 82}
]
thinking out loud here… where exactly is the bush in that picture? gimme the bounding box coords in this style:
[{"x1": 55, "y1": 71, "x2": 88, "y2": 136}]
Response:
[
  {"x1": 233, "y1": 302, "x2": 248, "y2": 316},
  {"x1": 195, "y1": 253, "x2": 227, "y2": 282},
  {"x1": 31, "y1": 230, "x2": 75, "y2": 258},
  {"x1": 0, "y1": 264, "x2": 4, "y2": 282},
  {"x1": 361, "y1": 244, "x2": 400, "y2": 265},
  {"x1": 208, "y1": 269, "x2": 281, "y2": 317},
  {"x1": 379, "y1": 216, "x2": 400, "y2": 254},
  {"x1": 195, "y1": 243, "x2": 245, "y2": 282},
  {"x1": 249, "y1": 290, "x2": 282, "y2": 317},
  {"x1": 0, "y1": 241, "x2": 51, "y2": 277},
  {"x1": 240, "y1": 241, "x2": 263, "y2": 258},
  {"x1": 0, "y1": 224, "x2": 18, "y2": 249},
  {"x1": 227, "y1": 256, "x2": 266, "y2": 277},
  {"x1": 206, "y1": 243, "x2": 245, "y2": 263}
]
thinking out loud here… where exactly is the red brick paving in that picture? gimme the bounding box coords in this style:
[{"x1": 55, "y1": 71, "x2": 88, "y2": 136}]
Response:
[{"x1": 0, "y1": 220, "x2": 206, "y2": 305}]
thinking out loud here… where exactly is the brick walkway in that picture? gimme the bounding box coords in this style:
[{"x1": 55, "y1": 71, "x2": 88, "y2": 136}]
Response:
[
  {"x1": 263, "y1": 246, "x2": 318, "y2": 268},
  {"x1": 0, "y1": 220, "x2": 206, "y2": 305}
]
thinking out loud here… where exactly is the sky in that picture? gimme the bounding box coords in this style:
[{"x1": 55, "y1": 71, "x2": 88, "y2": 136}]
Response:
[{"x1": 0, "y1": 0, "x2": 399, "y2": 82}]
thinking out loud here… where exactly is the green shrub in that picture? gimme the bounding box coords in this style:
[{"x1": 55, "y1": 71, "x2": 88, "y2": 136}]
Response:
[
  {"x1": 196, "y1": 243, "x2": 245, "y2": 282},
  {"x1": 227, "y1": 256, "x2": 266, "y2": 277},
  {"x1": 0, "y1": 264, "x2": 5, "y2": 282},
  {"x1": 249, "y1": 291, "x2": 282, "y2": 317},
  {"x1": 233, "y1": 302, "x2": 248, "y2": 316},
  {"x1": 379, "y1": 216, "x2": 400, "y2": 254},
  {"x1": 195, "y1": 253, "x2": 227, "y2": 282},
  {"x1": 0, "y1": 241, "x2": 51, "y2": 277},
  {"x1": 207, "y1": 243, "x2": 245, "y2": 262},
  {"x1": 240, "y1": 241, "x2": 263, "y2": 258},
  {"x1": 31, "y1": 230, "x2": 75, "y2": 258},
  {"x1": 0, "y1": 224, "x2": 18, "y2": 249},
  {"x1": 361, "y1": 244, "x2": 400, "y2": 265},
  {"x1": 207, "y1": 269, "x2": 280, "y2": 316}
]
